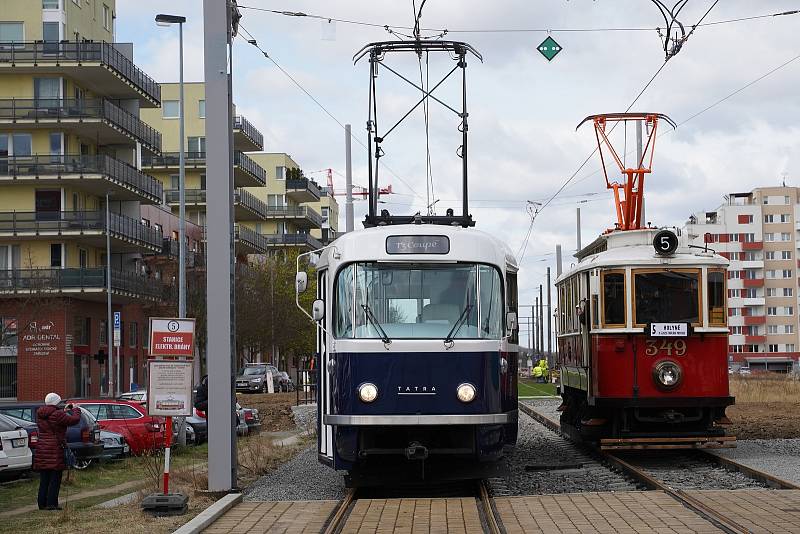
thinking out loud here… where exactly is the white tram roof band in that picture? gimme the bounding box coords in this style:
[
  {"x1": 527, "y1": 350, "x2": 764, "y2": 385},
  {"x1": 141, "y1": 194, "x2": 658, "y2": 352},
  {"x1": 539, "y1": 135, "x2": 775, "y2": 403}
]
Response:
[
  {"x1": 316, "y1": 224, "x2": 518, "y2": 271},
  {"x1": 557, "y1": 228, "x2": 727, "y2": 284}
]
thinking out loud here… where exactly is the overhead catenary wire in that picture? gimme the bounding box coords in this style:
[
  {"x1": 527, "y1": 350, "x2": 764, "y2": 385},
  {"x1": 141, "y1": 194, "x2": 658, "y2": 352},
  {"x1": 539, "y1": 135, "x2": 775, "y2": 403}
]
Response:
[
  {"x1": 236, "y1": 5, "x2": 799, "y2": 35},
  {"x1": 236, "y1": 24, "x2": 427, "y2": 203}
]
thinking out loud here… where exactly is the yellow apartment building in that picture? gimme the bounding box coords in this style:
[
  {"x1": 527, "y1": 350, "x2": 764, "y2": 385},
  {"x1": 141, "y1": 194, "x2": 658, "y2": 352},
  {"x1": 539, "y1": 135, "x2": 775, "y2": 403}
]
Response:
[{"x1": 0, "y1": 0, "x2": 180, "y2": 401}]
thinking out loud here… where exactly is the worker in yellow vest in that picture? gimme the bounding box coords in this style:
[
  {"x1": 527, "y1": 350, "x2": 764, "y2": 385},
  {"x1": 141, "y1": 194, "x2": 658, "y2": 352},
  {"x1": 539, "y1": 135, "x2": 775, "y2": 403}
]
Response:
[
  {"x1": 539, "y1": 359, "x2": 549, "y2": 382},
  {"x1": 532, "y1": 365, "x2": 543, "y2": 382}
]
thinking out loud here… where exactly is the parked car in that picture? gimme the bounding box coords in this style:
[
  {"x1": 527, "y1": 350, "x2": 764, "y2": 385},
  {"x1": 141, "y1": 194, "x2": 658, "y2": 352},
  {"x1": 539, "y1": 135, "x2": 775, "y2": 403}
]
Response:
[
  {"x1": 277, "y1": 372, "x2": 295, "y2": 392},
  {"x1": 172, "y1": 418, "x2": 196, "y2": 446},
  {"x1": 236, "y1": 363, "x2": 281, "y2": 393},
  {"x1": 242, "y1": 407, "x2": 262, "y2": 434},
  {"x1": 2, "y1": 413, "x2": 38, "y2": 452},
  {"x1": 236, "y1": 403, "x2": 249, "y2": 436},
  {"x1": 0, "y1": 413, "x2": 32, "y2": 476},
  {"x1": 99, "y1": 430, "x2": 129, "y2": 460},
  {"x1": 118, "y1": 391, "x2": 146, "y2": 404},
  {"x1": 739, "y1": 367, "x2": 752, "y2": 376},
  {"x1": 70, "y1": 400, "x2": 167, "y2": 455},
  {"x1": 0, "y1": 403, "x2": 103, "y2": 468}
]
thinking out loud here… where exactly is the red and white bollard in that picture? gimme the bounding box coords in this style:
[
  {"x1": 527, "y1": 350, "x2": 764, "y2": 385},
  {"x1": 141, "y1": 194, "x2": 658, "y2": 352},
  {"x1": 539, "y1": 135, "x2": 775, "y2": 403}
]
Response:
[{"x1": 163, "y1": 415, "x2": 172, "y2": 494}]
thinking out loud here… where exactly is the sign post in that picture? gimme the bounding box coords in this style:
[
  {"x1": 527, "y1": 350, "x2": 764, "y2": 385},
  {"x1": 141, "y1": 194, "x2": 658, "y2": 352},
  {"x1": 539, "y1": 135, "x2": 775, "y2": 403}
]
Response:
[
  {"x1": 141, "y1": 317, "x2": 195, "y2": 516},
  {"x1": 113, "y1": 311, "x2": 121, "y2": 396}
]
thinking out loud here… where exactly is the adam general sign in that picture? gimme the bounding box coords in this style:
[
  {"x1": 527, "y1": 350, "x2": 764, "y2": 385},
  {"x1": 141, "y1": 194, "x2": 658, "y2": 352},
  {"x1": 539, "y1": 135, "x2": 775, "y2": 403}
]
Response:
[{"x1": 149, "y1": 318, "x2": 196, "y2": 357}]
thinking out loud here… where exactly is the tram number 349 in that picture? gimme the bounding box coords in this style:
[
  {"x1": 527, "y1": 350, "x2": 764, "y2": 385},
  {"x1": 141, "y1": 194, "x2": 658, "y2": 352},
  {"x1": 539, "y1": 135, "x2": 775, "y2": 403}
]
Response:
[{"x1": 645, "y1": 339, "x2": 687, "y2": 356}]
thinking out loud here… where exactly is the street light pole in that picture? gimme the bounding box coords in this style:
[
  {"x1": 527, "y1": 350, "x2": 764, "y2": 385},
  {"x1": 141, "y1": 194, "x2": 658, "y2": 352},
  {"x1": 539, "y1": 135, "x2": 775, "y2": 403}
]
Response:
[{"x1": 105, "y1": 191, "x2": 114, "y2": 398}]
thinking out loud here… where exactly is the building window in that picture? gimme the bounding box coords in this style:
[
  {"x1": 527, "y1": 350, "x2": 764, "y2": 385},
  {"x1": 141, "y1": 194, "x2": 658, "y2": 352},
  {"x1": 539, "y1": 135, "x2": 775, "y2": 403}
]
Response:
[
  {"x1": 0, "y1": 22, "x2": 23, "y2": 44},
  {"x1": 768, "y1": 307, "x2": 777, "y2": 316},
  {"x1": 783, "y1": 269, "x2": 793, "y2": 278},
  {"x1": 787, "y1": 344, "x2": 796, "y2": 352},
  {"x1": 782, "y1": 232, "x2": 791, "y2": 241},
  {"x1": 267, "y1": 194, "x2": 285, "y2": 207},
  {"x1": 275, "y1": 166, "x2": 286, "y2": 180},
  {"x1": 768, "y1": 344, "x2": 779, "y2": 353},
  {"x1": 99, "y1": 319, "x2": 107, "y2": 345},
  {"x1": 198, "y1": 100, "x2": 205, "y2": 118},
  {"x1": 730, "y1": 345, "x2": 743, "y2": 353},
  {"x1": 783, "y1": 251, "x2": 792, "y2": 260},
  {"x1": 767, "y1": 325, "x2": 778, "y2": 334},
  {"x1": 129, "y1": 322, "x2": 137, "y2": 348},
  {"x1": 42, "y1": 21, "x2": 59, "y2": 42},
  {"x1": 765, "y1": 214, "x2": 774, "y2": 223},
  {"x1": 78, "y1": 248, "x2": 87, "y2": 268},
  {"x1": 781, "y1": 214, "x2": 791, "y2": 222},
  {"x1": 785, "y1": 196, "x2": 791, "y2": 205},
  {"x1": 743, "y1": 233, "x2": 755, "y2": 242},
  {"x1": 767, "y1": 287, "x2": 776, "y2": 296},
  {"x1": 765, "y1": 233, "x2": 775, "y2": 242},
  {"x1": 766, "y1": 270, "x2": 776, "y2": 279},
  {"x1": 766, "y1": 251, "x2": 775, "y2": 260},
  {"x1": 787, "y1": 306, "x2": 794, "y2": 316},
  {"x1": 143, "y1": 321, "x2": 149, "y2": 348},
  {"x1": 730, "y1": 308, "x2": 741, "y2": 316},
  {"x1": 749, "y1": 345, "x2": 760, "y2": 352},
  {"x1": 103, "y1": 4, "x2": 111, "y2": 31},
  {"x1": 43, "y1": 0, "x2": 60, "y2": 8},
  {"x1": 786, "y1": 325, "x2": 795, "y2": 334},
  {"x1": 785, "y1": 288, "x2": 794, "y2": 297},
  {"x1": 170, "y1": 175, "x2": 179, "y2": 190},
  {"x1": 200, "y1": 174, "x2": 206, "y2": 189},
  {"x1": 50, "y1": 244, "x2": 62, "y2": 267},
  {"x1": 187, "y1": 136, "x2": 205, "y2": 155},
  {"x1": 742, "y1": 215, "x2": 753, "y2": 223},
  {"x1": 162, "y1": 100, "x2": 179, "y2": 118},
  {"x1": 731, "y1": 326, "x2": 744, "y2": 335}
]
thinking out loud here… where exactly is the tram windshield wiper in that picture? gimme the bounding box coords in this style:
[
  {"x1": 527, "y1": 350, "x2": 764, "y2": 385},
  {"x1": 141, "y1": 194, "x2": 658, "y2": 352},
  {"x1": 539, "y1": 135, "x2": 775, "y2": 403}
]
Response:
[
  {"x1": 361, "y1": 304, "x2": 391, "y2": 344},
  {"x1": 445, "y1": 303, "x2": 473, "y2": 344}
]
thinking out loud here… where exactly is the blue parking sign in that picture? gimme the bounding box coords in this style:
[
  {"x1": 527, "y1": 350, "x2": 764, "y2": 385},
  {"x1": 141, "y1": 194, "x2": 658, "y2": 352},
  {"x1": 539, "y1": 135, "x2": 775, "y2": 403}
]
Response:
[{"x1": 113, "y1": 312, "x2": 121, "y2": 328}]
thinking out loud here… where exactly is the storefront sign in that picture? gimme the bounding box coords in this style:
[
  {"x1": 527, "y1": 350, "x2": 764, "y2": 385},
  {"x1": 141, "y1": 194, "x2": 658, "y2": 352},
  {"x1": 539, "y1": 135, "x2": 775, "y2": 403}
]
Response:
[
  {"x1": 147, "y1": 360, "x2": 193, "y2": 416},
  {"x1": 149, "y1": 318, "x2": 195, "y2": 357},
  {"x1": 21, "y1": 320, "x2": 62, "y2": 357}
]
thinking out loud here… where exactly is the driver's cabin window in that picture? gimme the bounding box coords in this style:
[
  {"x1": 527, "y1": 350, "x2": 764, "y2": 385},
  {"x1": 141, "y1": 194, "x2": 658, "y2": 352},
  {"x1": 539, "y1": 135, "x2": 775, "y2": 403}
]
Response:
[{"x1": 602, "y1": 270, "x2": 626, "y2": 327}]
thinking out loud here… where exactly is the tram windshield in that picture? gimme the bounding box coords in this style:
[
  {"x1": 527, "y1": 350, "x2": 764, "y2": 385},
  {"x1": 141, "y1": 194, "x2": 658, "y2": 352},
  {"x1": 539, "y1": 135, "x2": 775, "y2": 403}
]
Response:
[
  {"x1": 334, "y1": 263, "x2": 503, "y2": 340},
  {"x1": 634, "y1": 269, "x2": 700, "y2": 325}
]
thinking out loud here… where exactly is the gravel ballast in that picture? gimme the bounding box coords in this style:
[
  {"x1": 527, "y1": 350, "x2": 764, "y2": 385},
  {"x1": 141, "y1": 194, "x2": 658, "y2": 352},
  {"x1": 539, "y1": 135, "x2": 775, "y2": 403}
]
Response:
[
  {"x1": 710, "y1": 439, "x2": 800, "y2": 486},
  {"x1": 244, "y1": 447, "x2": 346, "y2": 501}
]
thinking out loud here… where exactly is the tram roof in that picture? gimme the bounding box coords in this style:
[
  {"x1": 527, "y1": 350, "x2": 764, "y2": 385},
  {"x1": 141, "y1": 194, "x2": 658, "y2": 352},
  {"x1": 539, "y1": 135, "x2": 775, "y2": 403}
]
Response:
[
  {"x1": 557, "y1": 228, "x2": 727, "y2": 283},
  {"x1": 317, "y1": 224, "x2": 518, "y2": 271}
]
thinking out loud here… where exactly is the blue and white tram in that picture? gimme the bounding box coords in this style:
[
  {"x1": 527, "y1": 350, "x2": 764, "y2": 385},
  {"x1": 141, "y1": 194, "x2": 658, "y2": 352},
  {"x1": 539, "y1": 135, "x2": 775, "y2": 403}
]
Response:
[{"x1": 296, "y1": 224, "x2": 519, "y2": 484}]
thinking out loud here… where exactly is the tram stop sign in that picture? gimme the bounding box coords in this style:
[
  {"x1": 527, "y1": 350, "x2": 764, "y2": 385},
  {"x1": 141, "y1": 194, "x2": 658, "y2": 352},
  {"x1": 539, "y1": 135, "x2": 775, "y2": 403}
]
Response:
[
  {"x1": 537, "y1": 36, "x2": 562, "y2": 62},
  {"x1": 149, "y1": 318, "x2": 196, "y2": 357}
]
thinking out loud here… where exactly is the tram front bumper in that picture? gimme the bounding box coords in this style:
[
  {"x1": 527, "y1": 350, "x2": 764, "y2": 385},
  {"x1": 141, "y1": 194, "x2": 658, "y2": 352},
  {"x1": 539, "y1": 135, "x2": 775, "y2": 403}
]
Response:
[{"x1": 324, "y1": 412, "x2": 515, "y2": 426}]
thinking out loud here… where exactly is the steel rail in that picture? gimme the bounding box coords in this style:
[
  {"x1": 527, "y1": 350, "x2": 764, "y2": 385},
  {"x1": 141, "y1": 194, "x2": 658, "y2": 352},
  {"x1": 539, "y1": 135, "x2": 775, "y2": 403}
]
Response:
[
  {"x1": 322, "y1": 487, "x2": 356, "y2": 534},
  {"x1": 478, "y1": 480, "x2": 502, "y2": 534}
]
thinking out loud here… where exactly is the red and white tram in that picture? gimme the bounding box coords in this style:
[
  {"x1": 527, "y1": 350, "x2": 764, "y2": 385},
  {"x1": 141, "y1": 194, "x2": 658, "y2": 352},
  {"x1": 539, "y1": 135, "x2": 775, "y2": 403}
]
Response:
[{"x1": 554, "y1": 112, "x2": 734, "y2": 449}]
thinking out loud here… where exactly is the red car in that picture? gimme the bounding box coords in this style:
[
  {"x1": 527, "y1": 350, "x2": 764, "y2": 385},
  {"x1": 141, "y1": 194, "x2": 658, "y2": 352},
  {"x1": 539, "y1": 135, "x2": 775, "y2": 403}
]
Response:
[{"x1": 70, "y1": 400, "x2": 166, "y2": 455}]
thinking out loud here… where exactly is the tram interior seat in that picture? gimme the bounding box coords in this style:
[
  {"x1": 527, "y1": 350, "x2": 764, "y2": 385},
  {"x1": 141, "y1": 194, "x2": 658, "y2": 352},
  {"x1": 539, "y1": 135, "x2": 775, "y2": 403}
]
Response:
[{"x1": 420, "y1": 303, "x2": 459, "y2": 324}]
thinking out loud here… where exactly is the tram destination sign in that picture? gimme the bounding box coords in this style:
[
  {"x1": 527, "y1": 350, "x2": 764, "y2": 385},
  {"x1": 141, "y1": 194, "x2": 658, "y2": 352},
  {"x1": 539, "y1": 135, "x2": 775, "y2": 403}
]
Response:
[
  {"x1": 386, "y1": 235, "x2": 450, "y2": 255},
  {"x1": 649, "y1": 323, "x2": 689, "y2": 337}
]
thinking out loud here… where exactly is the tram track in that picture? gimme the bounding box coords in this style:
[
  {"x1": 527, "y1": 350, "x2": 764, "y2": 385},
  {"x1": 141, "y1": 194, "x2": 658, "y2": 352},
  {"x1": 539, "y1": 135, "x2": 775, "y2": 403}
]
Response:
[{"x1": 519, "y1": 400, "x2": 800, "y2": 534}]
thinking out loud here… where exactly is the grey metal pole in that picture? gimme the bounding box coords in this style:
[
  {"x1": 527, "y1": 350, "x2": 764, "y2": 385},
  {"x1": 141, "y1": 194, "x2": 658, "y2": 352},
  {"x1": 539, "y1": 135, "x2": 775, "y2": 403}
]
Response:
[
  {"x1": 345, "y1": 124, "x2": 354, "y2": 232},
  {"x1": 547, "y1": 267, "x2": 552, "y2": 359},
  {"x1": 178, "y1": 21, "x2": 186, "y2": 319},
  {"x1": 576, "y1": 207, "x2": 582, "y2": 252},
  {"x1": 204, "y1": 0, "x2": 236, "y2": 492},
  {"x1": 539, "y1": 285, "x2": 544, "y2": 356},
  {"x1": 556, "y1": 244, "x2": 563, "y2": 277},
  {"x1": 105, "y1": 192, "x2": 114, "y2": 397},
  {"x1": 533, "y1": 300, "x2": 538, "y2": 354}
]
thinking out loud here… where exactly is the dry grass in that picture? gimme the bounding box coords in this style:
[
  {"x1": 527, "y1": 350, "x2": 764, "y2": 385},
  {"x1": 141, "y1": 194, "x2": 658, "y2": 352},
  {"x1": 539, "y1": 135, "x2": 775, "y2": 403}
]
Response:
[
  {"x1": 730, "y1": 373, "x2": 800, "y2": 403},
  {"x1": 236, "y1": 432, "x2": 310, "y2": 486}
]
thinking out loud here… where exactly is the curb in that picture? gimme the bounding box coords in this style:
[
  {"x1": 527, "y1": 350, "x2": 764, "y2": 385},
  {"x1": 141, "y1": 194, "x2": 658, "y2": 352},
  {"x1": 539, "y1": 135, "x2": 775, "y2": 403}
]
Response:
[{"x1": 173, "y1": 493, "x2": 243, "y2": 534}]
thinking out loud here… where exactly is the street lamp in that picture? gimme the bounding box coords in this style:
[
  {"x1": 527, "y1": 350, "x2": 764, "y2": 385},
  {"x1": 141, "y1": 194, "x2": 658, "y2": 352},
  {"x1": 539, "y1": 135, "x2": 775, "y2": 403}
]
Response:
[{"x1": 155, "y1": 13, "x2": 187, "y2": 319}]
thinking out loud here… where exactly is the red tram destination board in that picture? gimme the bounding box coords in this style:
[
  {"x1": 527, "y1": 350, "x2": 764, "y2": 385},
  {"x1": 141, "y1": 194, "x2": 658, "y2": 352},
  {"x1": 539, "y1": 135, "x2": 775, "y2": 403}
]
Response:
[{"x1": 149, "y1": 318, "x2": 196, "y2": 357}]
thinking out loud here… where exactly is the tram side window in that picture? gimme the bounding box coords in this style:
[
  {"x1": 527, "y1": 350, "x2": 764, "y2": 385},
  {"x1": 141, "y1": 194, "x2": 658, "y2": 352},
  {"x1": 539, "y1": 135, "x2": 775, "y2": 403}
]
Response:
[
  {"x1": 335, "y1": 264, "x2": 355, "y2": 338},
  {"x1": 602, "y1": 271, "x2": 626, "y2": 327},
  {"x1": 634, "y1": 269, "x2": 700, "y2": 326},
  {"x1": 708, "y1": 269, "x2": 726, "y2": 326},
  {"x1": 506, "y1": 271, "x2": 519, "y2": 344}
]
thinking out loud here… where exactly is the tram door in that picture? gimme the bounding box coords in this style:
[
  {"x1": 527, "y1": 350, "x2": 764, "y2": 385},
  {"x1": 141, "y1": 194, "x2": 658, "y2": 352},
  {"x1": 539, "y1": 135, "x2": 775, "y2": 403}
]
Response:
[{"x1": 316, "y1": 269, "x2": 335, "y2": 466}]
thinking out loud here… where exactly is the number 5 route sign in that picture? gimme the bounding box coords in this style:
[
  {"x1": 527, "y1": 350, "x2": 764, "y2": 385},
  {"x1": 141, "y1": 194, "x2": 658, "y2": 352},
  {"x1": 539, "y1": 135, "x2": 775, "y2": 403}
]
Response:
[{"x1": 149, "y1": 318, "x2": 196, "y2": 357}]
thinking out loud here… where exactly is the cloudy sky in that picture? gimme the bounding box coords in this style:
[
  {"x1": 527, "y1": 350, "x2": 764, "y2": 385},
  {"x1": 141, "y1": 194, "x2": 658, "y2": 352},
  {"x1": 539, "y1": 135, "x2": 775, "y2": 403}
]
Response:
[{"x1": 118, "y1": 1, "x2": 800, "y2": 346}]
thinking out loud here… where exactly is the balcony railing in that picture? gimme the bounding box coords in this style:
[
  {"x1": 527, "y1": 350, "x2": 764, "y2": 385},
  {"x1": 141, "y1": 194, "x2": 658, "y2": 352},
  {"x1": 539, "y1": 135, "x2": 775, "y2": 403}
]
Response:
[
  {"x1": 234, "y1": 189, "x2": 268, "y2": 219},
  {"x1": 0, "y1": 41, "x2": 160, "y2": 104},
  {"x1": 0, "y1": 211, "x2": 163, "y2": 249},
  {"x1": 264, "y1": 205, "x2": 323, "y2": 227},
  {"x1": 264, "y1": 233, "x2": 323, "y2": 249},
  {"x1": 141, "y1": 151, "x2": 205, "y2": 168},
  {"x1": 0, "y1": 154, "x2": 162, "y2": 202},
  {"x1": 286, "y1": 178, "x2": 321, "y2": 200},
  {"x1": 233, "y1": 115, "x2": 264, "y2": 150},
  {"x1": 0, "y1": 268, "x2": 165, "y2": 299},
  {"x1": 0, "y1": 98, "x2": 162, "y2": 152},
  {"x1": 233, "y1": 151, "x2": 267, "y2": 185},
  {"x1": 234, "y1": 224, "x2": 269, "y2": 253},
  {"x1": 165, "y1": 189, "x2": 206, "y2": 204}
]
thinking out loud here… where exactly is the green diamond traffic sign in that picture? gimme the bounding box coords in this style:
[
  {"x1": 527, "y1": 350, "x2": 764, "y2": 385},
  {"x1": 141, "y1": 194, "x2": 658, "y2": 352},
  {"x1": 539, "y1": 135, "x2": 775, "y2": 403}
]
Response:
[{"x1": 537, "y1": 36, "x2": 562, "y2": 61}]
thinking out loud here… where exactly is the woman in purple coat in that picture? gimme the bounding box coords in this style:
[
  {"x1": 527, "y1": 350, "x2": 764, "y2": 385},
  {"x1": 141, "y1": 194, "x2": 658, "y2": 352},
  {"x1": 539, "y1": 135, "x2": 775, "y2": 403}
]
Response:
[{"x1": 34, "y1": 392, "x2": 81, "y2": 510}]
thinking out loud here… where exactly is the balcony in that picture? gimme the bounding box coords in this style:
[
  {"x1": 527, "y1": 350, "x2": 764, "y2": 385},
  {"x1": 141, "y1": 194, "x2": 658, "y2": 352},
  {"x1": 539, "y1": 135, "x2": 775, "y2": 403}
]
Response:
[
  {"x1": 285, "y1": 178, "x2": 321, "y2": 203},
  {"x1": 165, "y1": 188, "x2": 206, "y2": 207},
  {"x1": 264, "y1": 233, "x2": 323, "y2": 250},
  {"x1": 743, "y1": 315, "x2": 767, "y2": 325},
  {"x1": 745, "y1": 335, "x2": 766, "y2": 344},
  {"x1": 742, "y1": 241, "x2": 763, "y2": 251},
  {"x1": 164, "y1": 188, "x2": 267, "y2": 221},
  {"x1": 234, "y1": 224, "x2": 269, "y2": 254},
  {"x1": 0, "y1": 41, "x2": 160, "y2": 106},
  {"x1": 0, "y1": 98, "x2": 162, "y2": 153},
  {"x1": 142, "y1": 151, "x2": 266, "y2": 187},
  {"x1": 233, "y1": 115, "x2": 264, "y2": 152},
  {"x1": 264, "y1": 205, "x2": 323, "y2": 228},
  {"x1": 0, "y1": 155, "x2": 162, "y2": 203},
  {"x1": 0, "y1": 211, "x2": 163, "y2": 252},
  {"x1": 741, "y1": 297, "x2": 766, "y2": 306},
  {"x1": 742, "y1": 278, "x2": 764, "y2": 288},
  {"x1": 0, "y1": 268, "x2": 166, "y2": 302}
]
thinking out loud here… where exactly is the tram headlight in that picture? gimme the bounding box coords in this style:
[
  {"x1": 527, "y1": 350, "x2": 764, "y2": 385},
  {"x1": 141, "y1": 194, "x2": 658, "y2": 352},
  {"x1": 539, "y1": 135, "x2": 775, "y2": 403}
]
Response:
[
  {"x1": 653, "y1": 361, "x2": 682, "y2": 390},
  {"x1": 358, "y1": 383, "x2": 378, "y2": 403},
  {"x1": 456, "y1": 383, "x2": 476, "y2": 403}
]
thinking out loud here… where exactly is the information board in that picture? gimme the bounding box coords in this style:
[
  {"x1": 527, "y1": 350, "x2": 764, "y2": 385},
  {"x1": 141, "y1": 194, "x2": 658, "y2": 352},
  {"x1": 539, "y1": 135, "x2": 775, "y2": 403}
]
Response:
[{"x1": 147, "y1": 360, "x2": 194, "y2": 416}]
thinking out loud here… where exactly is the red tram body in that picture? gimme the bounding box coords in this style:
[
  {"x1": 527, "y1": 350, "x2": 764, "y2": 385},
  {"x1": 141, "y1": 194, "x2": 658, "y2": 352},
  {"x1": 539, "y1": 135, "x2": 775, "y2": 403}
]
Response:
[{"x1": 555, "y1": 229, "x2": 735, "y2": 448}]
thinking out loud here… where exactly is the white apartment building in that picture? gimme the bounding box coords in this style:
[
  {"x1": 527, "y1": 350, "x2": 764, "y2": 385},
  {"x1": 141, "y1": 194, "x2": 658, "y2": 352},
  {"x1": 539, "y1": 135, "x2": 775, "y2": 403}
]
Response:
[{"x1": 684, "y1": 186, "x2": 800, "y2": 372}]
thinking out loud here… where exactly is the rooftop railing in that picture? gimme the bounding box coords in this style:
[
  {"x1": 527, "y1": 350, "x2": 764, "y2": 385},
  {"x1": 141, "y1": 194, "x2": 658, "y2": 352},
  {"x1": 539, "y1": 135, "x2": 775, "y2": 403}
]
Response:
[
  {"x1": 0, "y1": 154, "x2": 162, "y2": 201},
  {"x1": 0, "y1": 98, "x2": 162, "y2": 152},
  {"x1": 0, "y1": 41, "x2": 160, "y2": 103}
]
